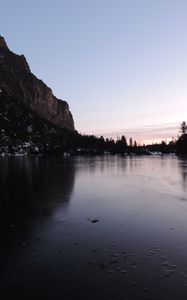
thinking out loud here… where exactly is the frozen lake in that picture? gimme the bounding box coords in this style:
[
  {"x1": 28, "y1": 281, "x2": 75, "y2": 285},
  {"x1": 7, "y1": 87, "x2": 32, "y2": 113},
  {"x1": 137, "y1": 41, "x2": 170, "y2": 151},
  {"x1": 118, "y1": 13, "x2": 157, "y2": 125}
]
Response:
[{"x1": 0, "y1": 155, "x2": 187, "y2": 299}]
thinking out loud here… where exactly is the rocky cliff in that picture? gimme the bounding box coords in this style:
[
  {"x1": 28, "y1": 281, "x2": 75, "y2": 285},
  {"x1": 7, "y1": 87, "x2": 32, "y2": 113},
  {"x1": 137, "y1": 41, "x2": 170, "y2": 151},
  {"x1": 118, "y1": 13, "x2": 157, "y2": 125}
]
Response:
[
  {"x1": 0, "y1": 91, "x2": 76, "y2": 154},
  {"x1": 0, "y1": 35, "x2": 74, "y2": 131}
]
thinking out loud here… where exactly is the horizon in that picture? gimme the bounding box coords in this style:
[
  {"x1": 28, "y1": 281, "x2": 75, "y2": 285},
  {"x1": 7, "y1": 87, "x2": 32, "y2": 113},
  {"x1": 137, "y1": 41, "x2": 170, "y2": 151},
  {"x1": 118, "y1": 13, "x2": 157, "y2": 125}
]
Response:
[
  {"x1": 1, "y1": 0, "x2": 186, "y2": 143},
  {"x1": 81, "y1": 121, "x2": 179, "y2": 145}
]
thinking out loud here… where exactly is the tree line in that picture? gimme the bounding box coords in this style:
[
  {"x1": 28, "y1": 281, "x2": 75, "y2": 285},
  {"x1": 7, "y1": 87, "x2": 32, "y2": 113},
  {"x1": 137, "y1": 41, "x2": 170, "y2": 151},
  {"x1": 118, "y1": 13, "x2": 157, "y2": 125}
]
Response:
[{"x1": 62, "y1": 121, "x2": 187, "y2": 155}]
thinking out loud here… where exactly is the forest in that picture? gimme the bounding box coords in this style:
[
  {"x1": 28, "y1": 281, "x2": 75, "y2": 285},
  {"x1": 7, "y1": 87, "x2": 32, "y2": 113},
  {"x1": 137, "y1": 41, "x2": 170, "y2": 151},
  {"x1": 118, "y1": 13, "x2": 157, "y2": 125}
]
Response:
[{"x1": 63, "y1": 121, "x2": 187, "y2": 155}]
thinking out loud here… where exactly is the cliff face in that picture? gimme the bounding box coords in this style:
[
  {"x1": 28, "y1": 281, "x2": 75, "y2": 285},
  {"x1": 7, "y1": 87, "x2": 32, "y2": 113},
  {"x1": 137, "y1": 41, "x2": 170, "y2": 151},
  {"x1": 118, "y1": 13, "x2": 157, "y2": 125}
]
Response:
[
  {"x1": 0, "y1": 36, "x2": 74, "y2": 131},
  {"x1": 0, "y1": 92, "x2": 73, "y2": 154}
]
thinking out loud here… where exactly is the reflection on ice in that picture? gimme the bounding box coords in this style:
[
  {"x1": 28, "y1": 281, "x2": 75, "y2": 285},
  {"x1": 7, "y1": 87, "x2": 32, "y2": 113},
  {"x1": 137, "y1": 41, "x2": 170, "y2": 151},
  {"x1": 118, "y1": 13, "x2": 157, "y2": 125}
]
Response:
[
  {"x1": 1, "y1": 155, "x2": 187, "y2": 299},
  {"x1": 0, "y1": 156, "x2": 75, "y2": 222},
  {"x1": 178, "y1": 157, "x2": 187, "y2": 191}
]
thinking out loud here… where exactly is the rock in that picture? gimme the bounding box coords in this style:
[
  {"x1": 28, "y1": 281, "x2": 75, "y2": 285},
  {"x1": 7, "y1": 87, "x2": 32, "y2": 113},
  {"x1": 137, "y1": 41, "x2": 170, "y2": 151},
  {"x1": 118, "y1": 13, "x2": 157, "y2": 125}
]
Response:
[
  {"x1": 0, "y1": 93, "x2": 75, "y2": 154},
  {"x1": 0, "y1": 36, "x2": 77, "y2": 154},
  {"x1": 0, "y1": 35, "x2": 74, "y2": 131},
  {"x1": 87, "y1": 218, "x2": 99, "y2": 223}
]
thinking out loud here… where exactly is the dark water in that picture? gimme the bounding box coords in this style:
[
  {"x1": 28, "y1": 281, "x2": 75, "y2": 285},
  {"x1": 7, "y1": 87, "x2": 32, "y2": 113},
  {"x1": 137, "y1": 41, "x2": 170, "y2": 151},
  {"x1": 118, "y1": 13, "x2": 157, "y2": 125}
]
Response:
[{"x1": 0, "y1": 155, "x2": 187, "y2": 300}]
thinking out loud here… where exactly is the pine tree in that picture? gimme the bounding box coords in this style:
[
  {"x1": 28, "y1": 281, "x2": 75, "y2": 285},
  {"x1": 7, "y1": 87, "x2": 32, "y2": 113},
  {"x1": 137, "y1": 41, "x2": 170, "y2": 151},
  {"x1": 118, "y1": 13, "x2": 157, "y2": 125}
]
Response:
[{"x1": 180, "y1": 121, "x2": 187, "y2": 134}]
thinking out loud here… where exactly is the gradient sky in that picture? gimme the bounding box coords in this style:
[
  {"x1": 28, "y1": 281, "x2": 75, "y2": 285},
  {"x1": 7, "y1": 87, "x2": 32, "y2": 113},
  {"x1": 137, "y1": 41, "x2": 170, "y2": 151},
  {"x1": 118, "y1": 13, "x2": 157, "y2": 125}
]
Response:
[{"x1": 1, "y1": 0, "x2": 187, "y2": 143}]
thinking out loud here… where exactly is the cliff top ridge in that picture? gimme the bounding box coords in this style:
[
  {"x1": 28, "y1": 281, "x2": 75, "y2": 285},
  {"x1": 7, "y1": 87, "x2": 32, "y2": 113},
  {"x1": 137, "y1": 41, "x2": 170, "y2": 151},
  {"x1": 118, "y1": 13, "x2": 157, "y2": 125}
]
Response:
[
  {"x1": 0, "y1": 35, "x2": 75, "y2": 131},
  {"x1": 0, "y1": 35, "x2": 8, "y2": 48}
]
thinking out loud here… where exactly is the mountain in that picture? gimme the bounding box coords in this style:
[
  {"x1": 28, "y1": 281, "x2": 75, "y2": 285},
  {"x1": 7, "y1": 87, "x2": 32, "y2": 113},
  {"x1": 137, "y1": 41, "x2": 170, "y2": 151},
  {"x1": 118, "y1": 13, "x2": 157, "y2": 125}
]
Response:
[
  {"x1": 0, "y1": 35, "x2": 74, "y2": 131},
  {"x1": 0, "y1": 36, "x2": 76, "y2": 154}
]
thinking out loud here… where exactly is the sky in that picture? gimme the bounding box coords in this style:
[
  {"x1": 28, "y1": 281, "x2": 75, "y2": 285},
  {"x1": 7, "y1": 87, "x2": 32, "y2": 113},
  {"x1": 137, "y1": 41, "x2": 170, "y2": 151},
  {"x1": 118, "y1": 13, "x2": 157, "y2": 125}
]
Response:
[{"x1": 1, "y1": 0, "x2": 187, "y2": 144}]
